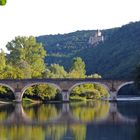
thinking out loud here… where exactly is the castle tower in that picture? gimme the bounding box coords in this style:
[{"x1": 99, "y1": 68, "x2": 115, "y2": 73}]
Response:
[
  {"x1": 97, "y1": 30, "x2": 102, "y2": 36},
  {"x1": 88, "y1": 30, "x2": 104, "y2": 46}
]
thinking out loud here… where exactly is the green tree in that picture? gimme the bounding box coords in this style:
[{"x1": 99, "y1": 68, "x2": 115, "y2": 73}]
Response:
[
  {"x1": 42, "y1": 64, "x2": 67, "y2": 78},
  {"x1": 70, "y1": 83, "x2": 109, "y2": 100},
  {"x1": 0, "y1": 49, "x2": 6, "y2": 79},
  {"x1": 3, "y1": 65, "x2": 16, "y2": 79},
  {"x1": 13, "y1": 60, "x2": 31, "y2": 79},
  {"x1": 34, "y1": 84, "x2": 58, "y2": 100},
  {"x1": 49, "y1": 64, "x2": 67, "y2": 78},
  {"x1": 0, "y1": 50, "x2": 15, "y2": 95},
  {"x1": 24, "y1": 84, "x2": 59, "y2": 101},
  {"x1": 0, "y1": 0, "x2": 6, "y2": 5},
  {"x1": 69, "y1": 57, "x2": 86, "y2": 78},
  {"x1": 87, "y1": 73, "x2": 102, "y2": 78},
  {"x1": 6, "y1": 36, "x2": 46, "y2": 78}
]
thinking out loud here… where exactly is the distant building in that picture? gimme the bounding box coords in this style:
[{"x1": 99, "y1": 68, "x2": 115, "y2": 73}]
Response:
[{"x1": 88, "y1": 30, "x2": 104, "y2": 46}]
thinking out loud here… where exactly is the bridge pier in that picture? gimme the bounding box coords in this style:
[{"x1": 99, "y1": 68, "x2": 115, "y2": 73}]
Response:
[
  {"x1": 61, "y1": 90, "x2": 70, "y2": 102},
  {"x1": 14, "y1": 92, "x2": 23, "y2": 102},
  {"x1": 6, "y1": 103, "x2": 24, "y2": 123},
  {"x1": 110, "y1": 91, "x2": 117, "y2": 101},
  {"x1": 62, "y1": 103, "x2": 70, "y2": 113},
  {"x1": 14, "y1": 103, "x2": 24, "y2": 115},
  {"x1": 6, "y1": 103, "x2": 31, "y2": 124},
  {"x1": 109, "y1": 102, "x2": 117, "y2": 113}
]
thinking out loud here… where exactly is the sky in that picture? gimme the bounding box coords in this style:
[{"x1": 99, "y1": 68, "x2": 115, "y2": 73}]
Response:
[{"x1": 0, "y1": 0, "x2": 140, "y2": 52}]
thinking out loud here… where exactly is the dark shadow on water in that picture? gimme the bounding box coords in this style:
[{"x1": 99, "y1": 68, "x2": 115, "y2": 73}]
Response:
[
  {"x1": 117, "y1": 101, "x2": 140, "y2": 119},
  {"x1": 134, "y1": 117, "x2": 140, "y2": 140}
]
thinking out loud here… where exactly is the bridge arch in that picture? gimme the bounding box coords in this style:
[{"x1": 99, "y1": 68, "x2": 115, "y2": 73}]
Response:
[
  {"x1": 20, "y1": 82, "x2": 62, "y2": 101},
  {"x1": 0, "y1": 83, "x2": 15, "y2": 93},
  {"x1": 68, "y1": 82, "x2": 110, "y2": 94},
  {"x1": 0, "y1": 83, "x2": 15, "y2": 101},
  {"x1": 116, "y1": 81, "x2": 134, "y2": 94}
]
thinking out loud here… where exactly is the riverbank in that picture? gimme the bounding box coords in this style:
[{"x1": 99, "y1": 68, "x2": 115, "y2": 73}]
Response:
[
  {"x1": 0, "y1": 98, "x2": 12, "y2": 104},
  {"x1": 0, "y1": 100, "x2": 11, "y2": 104}
]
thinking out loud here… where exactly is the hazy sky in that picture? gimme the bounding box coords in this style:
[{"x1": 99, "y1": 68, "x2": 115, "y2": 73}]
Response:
[{"x1": 0, "y1": 0, "x2": 140, "y2": 51}]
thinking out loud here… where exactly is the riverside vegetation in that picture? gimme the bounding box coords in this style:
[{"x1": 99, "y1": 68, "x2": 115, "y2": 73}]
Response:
[{"x1": 0, "y1": 36, "x2": 109, "y2": 102}]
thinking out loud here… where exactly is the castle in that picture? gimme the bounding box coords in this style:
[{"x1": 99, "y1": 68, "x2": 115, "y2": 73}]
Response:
[{"x1": 88, "y1": 30, "x2": 104, "y2": 46}]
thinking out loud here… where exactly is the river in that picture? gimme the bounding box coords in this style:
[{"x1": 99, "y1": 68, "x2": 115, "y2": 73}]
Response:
[{"x1": 0, "y1": 100, "x2": 140, "y2": 140}]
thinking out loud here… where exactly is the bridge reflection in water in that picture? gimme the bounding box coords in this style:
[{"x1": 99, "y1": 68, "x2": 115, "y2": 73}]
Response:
[
  {"x1": 0, "y1": 101, "x2": 138, "y2": 140},
  {"x1": 0, "y1": 102, "x2": 136, "y2": 126}
]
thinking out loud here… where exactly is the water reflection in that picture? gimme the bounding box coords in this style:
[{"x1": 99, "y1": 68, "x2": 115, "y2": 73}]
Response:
[
  {"x1": 117, "y1": 102, "x2": 140, "y2": 119},
  {"x1": 134, "y1": 117, "x2": 140, "y2": 140},
  {"x1": 70, "y1": 101, "x2": 110, "y2": 122},
  {"x1": 0, "y1": 101, "x2": 139, "y2": 140},
  {"x1": 24, "y1": 104, "x2": 61, "y2": 122},
  {"x1": 46, "y1": 124, "x2": 67, "y2": 140},
  {"x1": 0, "y1": 104, "x2": 14, "y2": 121}
]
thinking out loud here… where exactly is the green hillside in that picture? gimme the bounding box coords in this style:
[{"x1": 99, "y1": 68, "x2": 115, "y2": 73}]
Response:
[
  {"x1": 77, "y1": 21, "x2": 140, "y2": 78},
  {"x1": 37, "y1": 21, "x2": 140, "y2": 78},
  {"x1": 37, "y1": 28, "x2": 117, "y2": 70}
]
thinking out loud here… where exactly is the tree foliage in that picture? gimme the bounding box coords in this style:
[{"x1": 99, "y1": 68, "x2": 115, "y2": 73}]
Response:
[
  {"x1": 42, "y1": 63, "x2": 68, "y2": 79},
  {"x1": 0, "y1": 0, "x2": 6, "y2": 5},
  {"x1": 6, "y1": 36, "x2": 46, "y2": 78},
  {"x1": 70, "y1": 83, "x2": 109, "y2": 100},
  {"x1": 69, "y1": 57, "x2": 86, "y2": 78},
  {"x1": 24, "y1": 84, "x2": 58, "y2": 100},
  {"x1": 0, "y1": 49, "x2": 6, "y2": 79}
]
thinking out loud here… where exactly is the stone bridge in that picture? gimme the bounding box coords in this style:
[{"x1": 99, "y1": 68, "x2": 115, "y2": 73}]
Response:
[{"x1": 0, "y1": 78, "x2": 134, "y2": 102}]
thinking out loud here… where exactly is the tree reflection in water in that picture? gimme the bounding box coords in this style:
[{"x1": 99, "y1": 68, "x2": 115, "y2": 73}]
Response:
[
  {"x1": 70, "y1": 101, "x2": 110, "y2": 122},
  {"x1": 0, "y1": 126, "x2": 45, "y2": 140},
  {"x1": 0, "y1": 101, "x2": 110, "y2": 140},
  {"x1": 70, "y1": 124, "x2": 86, "y2": 140},
  {"x1": 0, "y1": 104, "x2": 14, "y2": 121},
  {"x1": 24, "y1": 104, "x2": 61, "y2": 121},
  {"x1": 45, "y1": 125, "x2": 67, "y2": 140}
]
